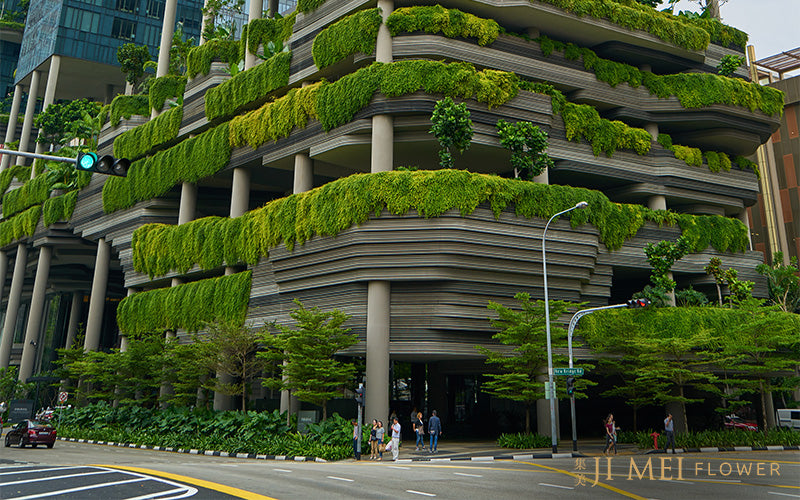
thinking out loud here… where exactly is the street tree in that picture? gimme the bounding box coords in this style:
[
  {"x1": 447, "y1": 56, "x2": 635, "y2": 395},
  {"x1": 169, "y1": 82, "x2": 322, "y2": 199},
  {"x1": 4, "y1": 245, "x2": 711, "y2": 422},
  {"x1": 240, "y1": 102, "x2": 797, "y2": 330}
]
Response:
[
  {"x1": 259, "y1": 300, "x2": 357, "y2": 420},
  {"x1": 0, "y1": 367, "x2": 32, "y2": 403},
  {"x1": 756, "y1": 251, "x2": 800, "y2": 313},
  {"x1": 196, "y1": 320, "x2": 267, "y2": 412},
  {"x1": 478, "y1": 293, "x2": 582, "y2": 434}
]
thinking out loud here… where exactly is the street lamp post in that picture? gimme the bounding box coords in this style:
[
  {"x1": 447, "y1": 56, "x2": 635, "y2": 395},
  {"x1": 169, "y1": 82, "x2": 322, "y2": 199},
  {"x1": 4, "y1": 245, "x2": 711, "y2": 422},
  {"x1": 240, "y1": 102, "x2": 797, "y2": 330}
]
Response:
[{"x1": 542, "y1": 201, "x2": 588, "y2": 454}]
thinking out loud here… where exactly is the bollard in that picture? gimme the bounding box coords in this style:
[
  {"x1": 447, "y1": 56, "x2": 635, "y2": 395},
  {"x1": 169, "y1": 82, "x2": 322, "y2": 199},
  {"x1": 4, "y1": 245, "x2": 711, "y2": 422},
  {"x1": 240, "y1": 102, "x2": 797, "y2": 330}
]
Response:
[{"x1": 650, "y1": 431, "x2": 660, "y2": 449}]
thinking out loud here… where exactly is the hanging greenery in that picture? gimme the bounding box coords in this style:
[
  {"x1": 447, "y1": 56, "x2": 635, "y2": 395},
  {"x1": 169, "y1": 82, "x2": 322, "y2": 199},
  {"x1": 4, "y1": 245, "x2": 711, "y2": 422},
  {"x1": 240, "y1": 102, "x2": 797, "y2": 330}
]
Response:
[
  {"x1": 113, "y1": 105, "x2": 183, "y2": 160},
  {"x1": 116, "y1": 271, "x2": 252, "y2": 336},
  {"x1": 187, "y1": 39, "x2": 242, "y2": 78},
  {"x1": 657, "y1": 133, "x2": 753, "y2": 174},
  {"x1": 42, "y1": 190, "x2": 78, "y2": 226},
  {"x1": 205, "y1": 51, "x2": 292, "y2": 121},
  {"x1": 130, "y1": 169, "x2": 748, "y2": 278},
  {"x1": 109, "y1": 95, "x2": 150, "y2": 127},
  {"x1": 0, "y1": 165, "x2": 31, "y2": 197},
  {"x1": 102, "y1": 123, "x2": 231, "y2": 213},
  {"x1": 2, "y1": 173, "x2": 50, "y2": 218},
  {"x1": 245, "y1": 13, "x2": 296, "y2": 56},
  {"x1": 387, "y1": 5, "x2": 501, "y2": 46},
  {"x1": 561, "y1": 102, "x2": 652, "y2": 157},
  {"x1": 0, "y1": 205, "x2": 41, "y2": 247},
  {"x1": 312, "y1": 8, "x2": 382, "y2": 70},
  {"x1": 297, "y1": 0, "x2": 326, "y2": 14},
  {"x1": 148, "y1": 75, "x2": 187, "y2": 112}
]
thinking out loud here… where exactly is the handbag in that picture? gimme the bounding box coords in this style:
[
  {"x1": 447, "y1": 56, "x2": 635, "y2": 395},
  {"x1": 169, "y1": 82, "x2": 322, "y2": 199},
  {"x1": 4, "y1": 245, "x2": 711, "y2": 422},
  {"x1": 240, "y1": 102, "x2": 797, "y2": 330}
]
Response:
[{"x1": 379, "y1": 443, "x2": 386, "y2": 452}]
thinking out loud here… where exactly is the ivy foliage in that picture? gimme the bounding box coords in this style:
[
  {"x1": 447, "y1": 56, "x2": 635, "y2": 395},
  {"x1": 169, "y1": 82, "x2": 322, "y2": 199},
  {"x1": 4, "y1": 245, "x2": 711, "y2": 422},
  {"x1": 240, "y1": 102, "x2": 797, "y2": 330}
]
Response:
[
  {"x1": 245, "y1": 13, "x2": 296, "y2": 56},
  {"x1": 537, "y1": 36, "x2": 784, "y2": 117},
  {"x1": 116, "y1": 271, "x2": 252, "y2": 336},
  {"x1": 0, "y1": 205, "x2": 41, "y2": 247},
  {"x1": 562, "y1": 102, "x2": 652, "y2": 156},
  {"x1": 102, "y1": 123, "x2": 231, "y2": 213},
  {"x1": 205, "y1": 51, "x2": 292, "y2": 122},
  {"x1": 0, "y1": 165, "x2": 31, "y2": 197},
  {"x1": 148, "y1": 75, "x2": 186, "y2": 112},
  {"x1": 387, "y1": 5, "x2": 501, "y2": 46},
  {"x1": 297, "y1": 0, "x2": 325, "y2": 13},
  {"x1": 312, "y1": 8, "x2": 382, "y2": 70},
  {"x1": 187, "y1": 38, "x2": 241, "y2": 78},
  {"x1": 717, "y1": 54, "x2": 745, "y2": 77},
  {"x1": 110, "y1": 95, "x2": 150, "y2": 126},
  {"x1": 130, "y1": 170, "x2": 749, "y2": 278},
  {"x1": 656, "y1": 133, "x2": 752, "y2": 174},
  {"x1": 42, "y1": 190, "x2": 78, "y2": 226},
  {"x1": 114, "y1": 105, "x2": 183, "y2": 160},
  {"x1": 2, "y1": 173, "x2": 50, "y2": 218}
]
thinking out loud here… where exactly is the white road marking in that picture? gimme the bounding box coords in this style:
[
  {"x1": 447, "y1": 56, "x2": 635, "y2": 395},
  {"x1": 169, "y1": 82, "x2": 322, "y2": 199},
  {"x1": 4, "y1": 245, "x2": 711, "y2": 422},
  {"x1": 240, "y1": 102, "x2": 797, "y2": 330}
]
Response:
[
  {"x1": 6, "y1": 478, "x2": 146, "y2": 499},
  {"x1": 273, "y1": 469, "x2": 292, "y2": 473},
  {"x1": 217, "y1": 464, "x2": 238, "y2": 467},
  {"x1": 0, "y1": 470, "x2": 116, "y2": 486},
  {"x1": 0, "y1": 467, "x2": 85, "y2": 476},
  {"x1": 538, "y1": 483, "x2": 574, "y2": 490},
  {"x1": 124, "y1": 487, "x2": 196, "y2": 500},
  {"x1": 454, "y1": 472, "x2": 483, "y2": 477},
  {"x1": 327, "y1": 476, "x2": 354, "y2": 482},
  {"x1": 388, "y1": 466, "x2": 410, "y2": 470},
  {"x1": 406, "y1": 490, "x2": 436, "y2": 497},
  {"x1": 768, "y1": 493, "x2": 800, "y2": 498}
]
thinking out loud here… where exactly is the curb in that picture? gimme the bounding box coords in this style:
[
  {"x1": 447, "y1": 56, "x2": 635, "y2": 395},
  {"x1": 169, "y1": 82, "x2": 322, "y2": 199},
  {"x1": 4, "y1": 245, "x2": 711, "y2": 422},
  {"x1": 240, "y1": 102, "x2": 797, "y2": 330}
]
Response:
[
  {"x1": 645, "y1": 445, "x2": 800, "y2": 455},
  {"x1": 393, "y1": 452, "x2": 586, "y2": 463},
  {"x1": 57, "y1": 437, "x2": 326, "y2": 462}
]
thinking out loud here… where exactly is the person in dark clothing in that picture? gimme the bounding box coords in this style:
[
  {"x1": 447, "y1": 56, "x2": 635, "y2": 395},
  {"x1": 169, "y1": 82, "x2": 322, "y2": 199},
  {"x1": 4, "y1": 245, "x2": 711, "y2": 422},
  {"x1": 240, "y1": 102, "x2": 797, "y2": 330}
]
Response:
[
  {"x1": 352, "y1": 420, "x2": 360, "y2": 460},
  {"x1": 664, "y1": 413, "x2": 676, "y2": 454},
  {"x1": 428, "y1": 410, "x2": 442, "y2": 454},
  {"x1": 414, "y1": 412, "x2": 425, "y2": 451}
]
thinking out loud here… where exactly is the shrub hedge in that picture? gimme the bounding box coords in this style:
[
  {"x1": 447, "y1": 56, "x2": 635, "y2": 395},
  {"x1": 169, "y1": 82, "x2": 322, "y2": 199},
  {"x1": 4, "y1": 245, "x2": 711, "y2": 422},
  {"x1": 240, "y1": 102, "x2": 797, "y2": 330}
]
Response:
[
  {"x1": 148, "y1": 75, "x2": 186, "y2": 112},
  {"x1": 114, "y1": 105, "x2": 183, "y2": 160},
  {"x1": 497, "y1": 432, "x2": 552, "y2": 449},
  {"x1": 110, "y1": 95, "x2": 150, "y2": 126},
  {"x1": 130, "y1": 169, "x2": 749, "y2": 278},
  {"x1": 205, "y1": 51, "x2": 292, "y2": 122},
  {"x1": 42, "y1": 190, "x2": 78, "y2": 226},
  {"x1": 246, "y1": 13, "x2": 296, "y2": 56},
  {"x1": 2, "y1": 173, "x2": 49, "y2": 218},
  {"x1": 116, "y1": 271, "x2": 251, "y2": 335},
  {"x1": 312, "y1": 8, "x2": 382, "y2": 70},
  {"x1": 618, "y1": 429, "x2": 800, "y2": 449},
  {"x1": 103, "y1": 122, "x2": 231, "y2": 213},
  {"x1": 187, "y1": 39, "x2": 241, "y2": 78},
  {"x1": 387, "y1": 5, "x2": 501, "y2": 46}
]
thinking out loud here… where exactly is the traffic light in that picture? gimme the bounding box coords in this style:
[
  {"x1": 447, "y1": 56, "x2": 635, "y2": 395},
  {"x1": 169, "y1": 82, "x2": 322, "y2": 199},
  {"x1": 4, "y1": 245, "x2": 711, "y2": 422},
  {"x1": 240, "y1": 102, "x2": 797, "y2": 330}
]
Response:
[
  {"x1": 355, "y1": 384, "x2": 365, "y2": 405},
  {"x1": 76, "y1": 152, "x2": 130, "y2": 177},
  {"x1": 626, "y1": 298, "x2": 651, "y2": 309},
  {"x1": 566, "y1": 376, "x2": 575, "y2": 396}
]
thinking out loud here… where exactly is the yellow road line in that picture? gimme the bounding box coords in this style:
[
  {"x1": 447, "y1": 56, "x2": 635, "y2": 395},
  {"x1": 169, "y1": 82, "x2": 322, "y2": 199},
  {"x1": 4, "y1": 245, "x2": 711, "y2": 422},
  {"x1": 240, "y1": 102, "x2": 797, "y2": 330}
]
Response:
[
  {"x1": 514, "y1": 461, "x2": 647, "y2": 499},
  {"x1": 92, "y1": 464, "x2": 278, "y2": 500}
]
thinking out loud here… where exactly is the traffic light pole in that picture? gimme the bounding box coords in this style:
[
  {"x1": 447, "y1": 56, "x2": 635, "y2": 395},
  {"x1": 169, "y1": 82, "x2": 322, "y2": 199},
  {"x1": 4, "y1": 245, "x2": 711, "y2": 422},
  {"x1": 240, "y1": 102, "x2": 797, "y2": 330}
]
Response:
[
  {"x1": 0, "y1": 149, "x2": 78, "y2": 164},
  {"x1": 567, "y1": 303, "x2": 628, "y2": 452}
]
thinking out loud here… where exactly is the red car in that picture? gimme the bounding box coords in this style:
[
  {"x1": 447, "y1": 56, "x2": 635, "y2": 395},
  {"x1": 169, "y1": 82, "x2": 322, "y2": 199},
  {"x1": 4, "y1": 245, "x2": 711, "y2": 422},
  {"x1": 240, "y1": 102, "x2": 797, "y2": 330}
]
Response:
[
  {"x1": 4, "y1": 420, "x2": 57, "y2": 448},
  {"x1": 724, "y1": 415, "x2": 758, "y2": 431}
]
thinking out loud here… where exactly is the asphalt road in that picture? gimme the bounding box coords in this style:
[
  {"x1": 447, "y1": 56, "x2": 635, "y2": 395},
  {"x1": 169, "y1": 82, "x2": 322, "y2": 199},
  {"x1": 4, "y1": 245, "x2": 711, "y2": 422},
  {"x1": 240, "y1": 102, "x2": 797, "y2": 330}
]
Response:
[{"x1": 1, "y1": 439, "x2": 798, "y2": 499}]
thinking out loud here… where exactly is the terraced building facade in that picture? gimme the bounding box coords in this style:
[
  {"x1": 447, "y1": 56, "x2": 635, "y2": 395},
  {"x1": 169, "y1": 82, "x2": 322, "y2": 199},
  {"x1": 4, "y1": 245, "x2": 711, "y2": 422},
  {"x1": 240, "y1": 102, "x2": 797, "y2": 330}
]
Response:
[{"x1": 0, "y1": 0, "x2": 784, "y2": 436}]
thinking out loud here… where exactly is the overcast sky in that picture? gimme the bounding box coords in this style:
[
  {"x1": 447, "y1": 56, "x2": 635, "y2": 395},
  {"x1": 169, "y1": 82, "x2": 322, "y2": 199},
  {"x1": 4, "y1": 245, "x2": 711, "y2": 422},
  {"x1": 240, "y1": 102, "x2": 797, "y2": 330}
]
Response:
[{"x1": 669, "y1": 0, "x2": 800, "y2": 62}]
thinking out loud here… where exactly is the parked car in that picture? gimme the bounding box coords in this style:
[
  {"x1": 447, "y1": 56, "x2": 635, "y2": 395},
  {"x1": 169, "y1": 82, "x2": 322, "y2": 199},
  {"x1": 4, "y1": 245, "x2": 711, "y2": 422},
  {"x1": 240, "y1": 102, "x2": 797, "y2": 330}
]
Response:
[
  {"x1": 724, "y1": 415, "x2": 758, "y2": 431},
  {"x1": 776, "y1": 409, "x2": 800, "y2": 431},
  {"x1": 4, "y1": 420, "x2": 57, "y2": 448}
]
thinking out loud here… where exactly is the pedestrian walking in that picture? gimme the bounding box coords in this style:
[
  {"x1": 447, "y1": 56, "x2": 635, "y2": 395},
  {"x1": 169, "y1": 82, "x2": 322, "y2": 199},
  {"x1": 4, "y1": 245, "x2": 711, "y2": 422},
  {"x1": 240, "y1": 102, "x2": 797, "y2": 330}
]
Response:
[
  {"x1": 390, "y1": 416, "x2": 401, "y2": 461},
  {"x1": 352, "y1": 420, "x2": 361, "y2": 460},
  {"x1": 376, "y1": 420, "x2": 385, "y2": 461},
  {"x1": 603, "y1": 413, "x2": 618, "y2": 455},
  {"x1": 369, "y1": 419, "x2": 379, "y2": 459},
  {"x1": 414, "y1": 412, "x2": 425, "y2": 451},
  {"x1": 664, "y1": 413, "x2": 676, "y2": 454},
  {"x1": 428, "y1": 410, "x2": 442, "y2": 454}
]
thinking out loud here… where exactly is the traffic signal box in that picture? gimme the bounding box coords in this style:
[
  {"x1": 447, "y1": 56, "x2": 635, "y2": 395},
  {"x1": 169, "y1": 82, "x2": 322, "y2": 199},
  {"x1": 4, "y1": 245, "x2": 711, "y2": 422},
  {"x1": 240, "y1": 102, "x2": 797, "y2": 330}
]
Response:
[{"x1": 76, "y1": 152, "x2": 130, "y2": 177}]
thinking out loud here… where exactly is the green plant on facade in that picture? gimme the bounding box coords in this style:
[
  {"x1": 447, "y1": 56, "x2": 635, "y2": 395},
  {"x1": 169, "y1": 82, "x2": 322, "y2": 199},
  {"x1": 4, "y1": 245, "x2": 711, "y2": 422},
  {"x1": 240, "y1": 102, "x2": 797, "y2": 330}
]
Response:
[
  {"x1": 117, "y1": 43, "x2": 153, "y2": 90},
  {"x1": 2, "y1": 173, "x2": 49, "y2": 218},
  {"x1": 756, "y1": 251, "x2": 800, "y2": 313},
  {"x1": 0, "y1": 165, "x2": 31, "y2": 197},
  {"x1": 717, "y1": 54, "x2": 745, "y2": 77},
  {"x1": 42, "y1": 191, "x2": 78, "y2": 227},
  {"x1": 245, "y1": 13, "x2": 296, "y2": 56},
  {"x1": 430, "y1": 97, "x2": 474, "y2": 169},
  {"x1": 116, "y1": 271, "x2": 252, "y2": 336},
  {"x1": 0, "y1": 205, "x2": 41, "y2": 247},
  {"x1": 297, "y1": 0, "x2": 325, "y2": 14},
  {"x1": 129, "y1": 169, "x2": 749, "y2": 279},
  {"x1": 496, "y1": 120, "x2": 555, "y2": 179},
  {"x1": 113, "y1": 105, "x2": 183, "y2": 160},
  {"x1": 148, "y1": 75, "x2": 187, "y2": 112},
  {"x1": 187, "y1": 39, "x2": 242, "y2": 78},
  {"x1": 103, "y1": 122, "x2": 231, "y2": 213},
  {"x1": 312, "y1": 8, "x2": 382, "y2": 70},
  {"x1": 562, "y1": 102, "x2": 652, "y2": 157},
  {"x1": 657, "y1": 133, "x2": 753, "y2": 174},
  {"x1": 643, "y1": 236, "x2": 691, "y2": 293},
  {"x1": 110, "y1": 95, "x2": 150, "y2": 126},
  {"x1": 205, "y1": 51, "x2": 292, "y2": 121},
  {"x1": 387, "y1": 5, "x2": 501, "y2": 47}
]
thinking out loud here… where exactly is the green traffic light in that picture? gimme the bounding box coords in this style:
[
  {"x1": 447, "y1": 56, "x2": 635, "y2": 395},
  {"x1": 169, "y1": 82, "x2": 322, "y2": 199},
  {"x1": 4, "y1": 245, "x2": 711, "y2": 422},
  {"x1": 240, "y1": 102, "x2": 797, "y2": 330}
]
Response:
[{"x1": 78, "y1": 152, "x2": 97, "y2": 170}]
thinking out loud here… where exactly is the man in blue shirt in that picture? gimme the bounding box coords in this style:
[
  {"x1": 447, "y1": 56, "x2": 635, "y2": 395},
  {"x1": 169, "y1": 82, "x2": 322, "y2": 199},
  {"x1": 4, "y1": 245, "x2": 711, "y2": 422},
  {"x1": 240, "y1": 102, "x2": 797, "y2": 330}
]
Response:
[
  {"x1": 664, "y1": 413, "x2": 676, "y2": 454},
  {"x1": 428, "y1": 410, "x2": 442, "y2": 454}
]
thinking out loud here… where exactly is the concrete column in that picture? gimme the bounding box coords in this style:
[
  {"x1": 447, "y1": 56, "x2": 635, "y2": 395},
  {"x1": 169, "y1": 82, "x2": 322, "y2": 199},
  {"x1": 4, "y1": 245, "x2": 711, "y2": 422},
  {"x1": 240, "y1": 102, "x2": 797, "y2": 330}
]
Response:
[
  {"x1": 159, "y1": 330, "x2": 176, "y2": 406},
  {"x1": 648, "y1": 195, "x2": 667, "y2": 211},
  {"x1": 427, "y1": 362, "x2": 447, "y2": 423},
  {"x1": 16, "y1": 71, "x2": 40, "y2": 166},
  {"x1": 230, "y1": 168, "x2": 251, "y2": 218},
  {"x1": 278, "y1": 359, "x2": 299, "y2": 417},
  {"x1": 645, "y1": 123, "x2": 659, "y2": 143},
  {"x1": 1, "y1": 85, "x2": 23, "y2": 171},
  {"x1": 244, "y1": 0, "x2": 264, "y2": 69},
  {"x1": 84, "y1": 238, "x2": 110, "y2": 352},
  {"x1": 179, "y1": 182, "x2": 198, "y2": 225},
  {"x1": 157, "y1": 0, "x2": 178, "y2": 78},
  {"x1": 0, "y1": 252, "x2": 8, "y2": 315},
  {"x1": 0, "y1": 244, "x2": 28, "y2": 368},
  {"x1": 376, "y1": 1, "x2": 393, "y2": 63},
  {"x1": 365, "y1": 281, "x2": 390, "y2": 426},
  {"x1": 293, "y1": 153, "x2": 313, "y2": 193},
  {"x1": 32, "y1": 56, "x2": 62, "y2": 174},
  {"x1": 18, "y1": 246, "x2": 52, "y2": 382},
  {"x1": 63, "y1": 292, "x2": 82, "y2": 349},
  {"x1": 737, "y1": 210, "x2": 753, "y2": 251},
  {"x1": 371, "y1": 115, "x2": 393, "y2": 173},
  {"x1": 200, "y1": 0, "x2": 214, "y2": 44},
  {"x1": 535, "y1": 370, "x2": 559, "y2": 437},
  {"x1": 267, "y1": 0, "x2": 278, "y2": 17}
]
